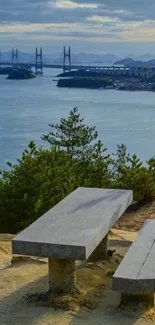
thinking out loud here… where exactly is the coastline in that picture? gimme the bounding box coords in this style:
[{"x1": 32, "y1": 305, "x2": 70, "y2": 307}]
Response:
[
  {"x1": 57, "y1": 70, "x2": 155, "y2": 92},
  {"x1": 116, "y1": 88, "x2": 155, "y2": 92}
]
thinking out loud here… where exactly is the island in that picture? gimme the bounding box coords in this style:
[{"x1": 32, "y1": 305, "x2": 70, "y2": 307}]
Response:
[
  {"x1": 7, "y1": 68, "x2": 35, "y2": 80},
  {"x1": 57, "y1": 77, "x2": 114, "y2": 89}
]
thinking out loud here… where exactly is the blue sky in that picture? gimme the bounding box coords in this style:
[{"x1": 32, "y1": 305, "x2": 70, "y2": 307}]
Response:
[{"x1": 1, "y1": 0, "x2": 155, "y2": 55}]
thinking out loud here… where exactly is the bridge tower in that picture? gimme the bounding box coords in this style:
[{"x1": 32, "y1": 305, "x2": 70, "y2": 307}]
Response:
[
  {"x1": 12, "y1": 48, "x2": 18, "y2": 68},
  {"x1": 35, "y1": 47, "x2": 43, "y2": 75},
  {"x1": 63, "y1": 46, "x2": 71, "y2": 73}
]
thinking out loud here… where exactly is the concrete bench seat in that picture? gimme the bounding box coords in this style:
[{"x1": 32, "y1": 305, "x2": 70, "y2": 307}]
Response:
[
  {"x1": 113, "y1": 220, "x2": 155, "y2": 305},
  {"x1": 12, "y1": 187, "x2": 132, "y2": 294}
]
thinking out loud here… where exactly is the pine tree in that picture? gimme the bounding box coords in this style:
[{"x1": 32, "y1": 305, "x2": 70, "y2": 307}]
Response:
[{"x1": 42, "y1": 107, "x2": 98, "y2": 156}]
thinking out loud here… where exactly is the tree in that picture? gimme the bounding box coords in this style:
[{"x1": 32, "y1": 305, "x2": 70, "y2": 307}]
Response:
[
  {"x1": 87, "y1": 140, "x2": 112, "y2": 188},
  {"x1": 42, "y1": 107, "x2": 98, "y2": 157},
  {"x1": 112, "y1": 146, "x2": 155, "y2": 201}
]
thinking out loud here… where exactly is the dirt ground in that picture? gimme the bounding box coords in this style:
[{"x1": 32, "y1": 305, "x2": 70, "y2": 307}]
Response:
[
  {"x1": 114, "y1": 200, "x2": 155, "y2": 231},
  {"x1": 0, "y1": 202, "x2": 155, "y2": 325}
]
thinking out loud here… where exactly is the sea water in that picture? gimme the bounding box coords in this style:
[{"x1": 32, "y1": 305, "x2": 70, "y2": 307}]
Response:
[{"x1": 0, "y1": 68, "x2": 155, "y2": 169}]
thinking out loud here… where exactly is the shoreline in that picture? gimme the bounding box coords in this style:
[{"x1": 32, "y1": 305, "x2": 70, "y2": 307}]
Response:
[
  {"x1": 57, "y1": 86, "x2": 155, "y2": 92},
  {"x1": 116, "y1": 88, "x2": 155, "y2": 92},
  {"x1": 56, "y1": 76, "x2": 155, "y2": 92}
]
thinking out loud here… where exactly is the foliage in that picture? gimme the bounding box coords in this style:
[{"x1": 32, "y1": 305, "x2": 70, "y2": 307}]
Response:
[
  {"x1": 0, "y1": 142, "x2": 75, "y2": 233},
  {"x1": 112, "y1": 145, "x2": 155, "y2": 201},
  {"x1": 0, "y1": 107, "x2": 155, "y2": 233},
  {"x1": 42, "y1": 107, "x2": 98, "y2": 156}
]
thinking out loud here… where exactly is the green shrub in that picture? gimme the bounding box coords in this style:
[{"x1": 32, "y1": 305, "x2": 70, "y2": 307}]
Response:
[{"x1": 0, "y1": 108, "x2": 154, "y2": 233}]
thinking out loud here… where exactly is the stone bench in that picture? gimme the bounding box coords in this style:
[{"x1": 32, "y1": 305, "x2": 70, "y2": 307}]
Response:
[
  {"x1": 113, "y1": 220, "x2": 155, "y2": 306},
  {"x1": 12, "y1": 187, "x2": 132, "y2": 294}
]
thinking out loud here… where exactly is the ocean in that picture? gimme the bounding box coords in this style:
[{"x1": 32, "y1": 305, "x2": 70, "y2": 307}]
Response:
[{"x1": 0, "y1": 68, "x2": 155, "y2": 170}]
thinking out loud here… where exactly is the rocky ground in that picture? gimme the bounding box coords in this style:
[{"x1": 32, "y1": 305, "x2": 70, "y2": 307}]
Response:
[
  {"x1": 0, "y1": 201, "x2": 155, "y2": 325},
  {"x1": 114, "y1": 200, "x2": 155, "y2": 231}
]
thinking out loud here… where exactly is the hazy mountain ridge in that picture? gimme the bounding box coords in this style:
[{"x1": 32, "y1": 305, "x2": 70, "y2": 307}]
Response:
[
  {"x1": 115, "y1": 57, "x2": 155, "y2": 66},
  {"x1": 123, "y1": 54, "x2": 155, "y2": 61},
  {"x1": 0, "y1": 51, "x2": 155, "y2": 64}
]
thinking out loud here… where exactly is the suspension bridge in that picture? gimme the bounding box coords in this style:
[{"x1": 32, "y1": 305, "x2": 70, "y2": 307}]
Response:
[
  {"x1": 0, "y1": 46, "x2": 155, "y2": 78},
  {"x1": 0, "y1": 47, "x2": 73, "y2": 74}
]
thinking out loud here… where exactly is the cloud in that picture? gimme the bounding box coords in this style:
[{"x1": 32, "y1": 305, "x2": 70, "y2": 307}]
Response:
[
  {"x1": 0, "y1": 0, "x2": 97, "y2": 23},
  {"x1": 1, "y1": 0, "x2": 155, "y2": 54},
  {"x1": 55, "y1": 0, "x2": 97, "y2": 9},
  {"x1": 76, "y1": 0, "x2": 155, "y2": 17}
]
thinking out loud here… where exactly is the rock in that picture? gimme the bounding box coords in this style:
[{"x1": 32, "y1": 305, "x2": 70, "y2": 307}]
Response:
[
  {"x1": 11, "y1": 256, "x2": 32, "y2": 264},
  {"x1": 106, "y1": 270, "x2": 115, "y2": 277},
  {"x1": 107, "y1": 249, "x2": 116, "y2": 257}
]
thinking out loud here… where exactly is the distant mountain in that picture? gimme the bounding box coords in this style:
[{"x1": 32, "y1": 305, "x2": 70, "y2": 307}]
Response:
[
  {"x1": 125, "y1": 53, "x2": 155, "y2": 62},
  {"x1": 114, "y1": 57, "x2": 155, "y2": 67},
  {"x1": 114, "y1": 58, "x2": 143, "y2": 66},
  {"x1": 1, "y1": 51, "x2": 155, "y2": 65},
  {"x1": 114, "y1": 58, "x2": 134, "y2": 65},
  {"x1": 53, "y1": 52, "x2": 121, "y2": 64},
  {"x1": 50, "y1": 52, "x2": 155, "y2": 64},
  {"x1": 0, "y1": 51, "x2": 51, "y2": 63},
  {"x1": 74, "y1": 53, "x2": 120, "y2": 63},
  {"x1": 145, "y1": 59, "x2": 155, "y2": 66},
  {"x1": 53, "y1": 52, "x2": 78, "y2": 64},
  {"x1": 55, "y1": 52, "x2": 155, "y2": 64},
  {"x1": 0, "y1": 51, "x2": 121, "y2": 64},
  {"x1": 0, "y1": 51, "x2": 34, "y2": 63}
]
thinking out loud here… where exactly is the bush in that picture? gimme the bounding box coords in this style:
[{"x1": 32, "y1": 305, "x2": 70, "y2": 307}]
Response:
[
  {"x1": 0, "y1": 142, "x2": 76, "y2": 232},
  {"x1": 111, "y1": 145, "x2": 155, "y2": 201},
  {"x1": 0, "y1": 108, "x2": 155, "y2": 233}
]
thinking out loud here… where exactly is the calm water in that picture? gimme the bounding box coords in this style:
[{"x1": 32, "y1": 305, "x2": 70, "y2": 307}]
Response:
[{"x1": 0, "y1": 68, "x2": 155, "y2": 170}]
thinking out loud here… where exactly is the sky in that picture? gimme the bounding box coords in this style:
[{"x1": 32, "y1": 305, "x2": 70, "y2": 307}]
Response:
[{"x1": 1, "y1": 0, "x2": 155, "y2": 56}]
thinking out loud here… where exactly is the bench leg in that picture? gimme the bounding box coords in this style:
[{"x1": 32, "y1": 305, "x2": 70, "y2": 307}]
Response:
[
  {"x1": 48, "y1": 258, "x2": 76, "y2": 294},
  {"x1": 88, "y1": 233, "x2": 108, "y2": 262},
  {"x1": 122, "y1": 293, "x2": 154, "y2": 308}
]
